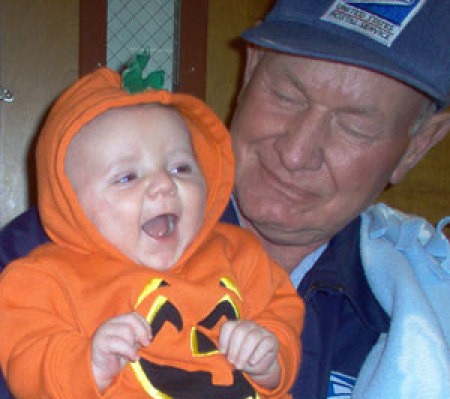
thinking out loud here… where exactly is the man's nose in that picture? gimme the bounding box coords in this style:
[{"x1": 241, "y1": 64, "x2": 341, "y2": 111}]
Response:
[
  {"x1": 145, "y1": 171, "x2": 177, "y2": 199},
  {"x1": 274, "y1": 106, "x2": 327, "y2": 172}
]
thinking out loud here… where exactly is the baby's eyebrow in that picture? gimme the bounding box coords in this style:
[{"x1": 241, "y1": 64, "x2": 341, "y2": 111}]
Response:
[
  {"x1": 167, "y1": 148, "x2": 197, "y2": 158},
  {"x1": 101, "y1": 155, "x2": 138, "y2": 173}
]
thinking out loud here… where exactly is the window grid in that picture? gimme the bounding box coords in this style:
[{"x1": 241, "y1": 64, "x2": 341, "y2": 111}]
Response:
[{"x1": 107, "y1": 0, "x2": 180, "y2": 91}]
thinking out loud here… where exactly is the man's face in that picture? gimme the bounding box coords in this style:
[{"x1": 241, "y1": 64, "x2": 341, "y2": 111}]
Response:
[
  {"x1": 230, "y1": 51, "x2": 429, "y2": 247},
  {"x1": 65, "y1": 105, "x2": 206, "y2": 270}
]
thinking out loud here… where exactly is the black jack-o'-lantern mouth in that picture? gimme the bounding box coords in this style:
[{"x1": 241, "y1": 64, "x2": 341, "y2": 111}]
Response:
[{"x1": 131, "y1": 277, "x2": 260, "y2": 399}]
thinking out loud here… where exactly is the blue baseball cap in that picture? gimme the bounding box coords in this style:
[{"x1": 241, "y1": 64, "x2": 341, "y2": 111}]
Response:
[{"x1": 242, "y1": 0, "x2": 450, "y2": 109}]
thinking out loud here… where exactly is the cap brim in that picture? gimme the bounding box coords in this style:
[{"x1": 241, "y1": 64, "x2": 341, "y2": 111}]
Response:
[{"x1": 242, "y1": 21, "x2": 445, "y2": 108}]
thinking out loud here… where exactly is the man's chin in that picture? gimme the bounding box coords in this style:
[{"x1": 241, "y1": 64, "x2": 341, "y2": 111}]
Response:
[{"x1": 244, "y1": 215, "x2": 326, "y2": 247}]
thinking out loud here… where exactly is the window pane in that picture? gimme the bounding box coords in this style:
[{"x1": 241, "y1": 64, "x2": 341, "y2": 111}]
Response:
[{"x1": 107, "y1": 0, "x2": 180, "y2": 91}]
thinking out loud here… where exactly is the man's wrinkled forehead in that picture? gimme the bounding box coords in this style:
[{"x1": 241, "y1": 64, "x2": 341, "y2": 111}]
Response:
[{"x1": 260, "y1": 50, "x2": 429, "y2": 108}]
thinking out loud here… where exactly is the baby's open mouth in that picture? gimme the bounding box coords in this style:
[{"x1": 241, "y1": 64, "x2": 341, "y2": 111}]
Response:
[{"x1": 142, "y1": 214, "x2": 178, "y2": 239}]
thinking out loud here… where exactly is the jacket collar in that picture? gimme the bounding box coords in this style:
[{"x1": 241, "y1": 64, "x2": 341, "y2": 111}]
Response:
[{"x1": 298, "y1": 216, "x2": 389, "y2": 334}]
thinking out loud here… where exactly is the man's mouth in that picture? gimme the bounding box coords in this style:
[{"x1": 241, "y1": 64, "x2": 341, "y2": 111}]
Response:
[
  {"x1": 259, "y1": 162, "x2": 319, "y2": 202},
  {"x1": 142, "y1": 214, "x2": 178, "y2": 239}
]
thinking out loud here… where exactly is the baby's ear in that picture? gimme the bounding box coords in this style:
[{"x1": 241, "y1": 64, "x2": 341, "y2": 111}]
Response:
[{"x1": 390, "y1": 109, "x2": 450, "y2": 185}]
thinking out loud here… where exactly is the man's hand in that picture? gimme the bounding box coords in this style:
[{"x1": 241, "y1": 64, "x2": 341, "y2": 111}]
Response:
[
  {"x1": 219, "y1": 320, "x2": 280, "y2": 389},
  {"x1": 91, "y1": 312, "x2": 152, "y2": 392}
]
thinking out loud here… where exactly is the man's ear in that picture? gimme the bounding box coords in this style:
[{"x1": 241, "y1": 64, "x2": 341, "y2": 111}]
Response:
[
  {"x1": 390, "y1": 109, "x2": 450, "y2": 184},
  {"x1": 242, "y1": 46, "x2": 265, "y2": 88}
]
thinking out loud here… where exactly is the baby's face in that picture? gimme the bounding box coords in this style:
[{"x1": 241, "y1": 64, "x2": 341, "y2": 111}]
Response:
[{"x1": 65, "y1": 104, "x2": 206, "y2": 270}]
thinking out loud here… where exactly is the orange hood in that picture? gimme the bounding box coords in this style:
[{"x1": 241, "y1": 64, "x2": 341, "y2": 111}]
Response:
[{"x1": 36, "y1": 68, "x2": 234, "y2": 263}]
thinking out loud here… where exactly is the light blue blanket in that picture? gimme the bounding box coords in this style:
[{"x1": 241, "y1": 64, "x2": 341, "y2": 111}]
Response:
[{"x1": 352, "y1": 204, "x2": 450, "y2": 398}]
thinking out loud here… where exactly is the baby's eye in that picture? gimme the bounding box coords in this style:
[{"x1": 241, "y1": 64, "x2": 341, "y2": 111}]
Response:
[
  {"x1": 170, "y1": 164, "x2": 193, "y2": 175},
  {"x1": 114, "y1": 173, "x2": 137, "y2": 184}
]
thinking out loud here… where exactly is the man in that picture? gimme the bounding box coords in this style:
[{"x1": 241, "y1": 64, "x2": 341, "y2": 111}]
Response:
[
  {"x1": 1, "y1": 0, "x2": 450, "y2": 398},
  {"x1": 226, "y1": 1, "x2": 450, "y2": 398}
]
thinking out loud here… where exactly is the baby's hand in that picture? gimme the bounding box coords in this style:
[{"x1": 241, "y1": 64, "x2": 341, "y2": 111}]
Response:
[
  {"x1": 91, "y1": 312, "x2": 152, "y2": 392},
  {"x1": 219, "y1": 320, "x2": 280, "y2": 389}
]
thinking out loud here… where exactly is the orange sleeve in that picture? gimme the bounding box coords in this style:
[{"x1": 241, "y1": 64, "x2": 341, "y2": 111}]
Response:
[
  {"x1": 227, "y1": 229, "x2": 304, "y2": 399},
  {"x1": 0, "y1": 260, "x2": 102, "y2": 398}
]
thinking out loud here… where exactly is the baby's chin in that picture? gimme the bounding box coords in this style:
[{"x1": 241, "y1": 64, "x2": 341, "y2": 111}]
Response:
[{"x1": 136, "y1": 246, "x2": 186, "y2": 271}]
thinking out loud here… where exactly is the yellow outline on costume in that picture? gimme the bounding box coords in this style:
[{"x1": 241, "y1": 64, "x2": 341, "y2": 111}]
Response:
[
  {"x1": 190, "y1": 326, "x2": 220, "y2": 357},
  {"x1": 144, "y1": 295, "x2": 168, "y2": 324},
  {"x1": 220, "y1": 277, "x2": 242, "y2": 300},
  {"x1": 135, "y1": 278, "x2": 165, "y2": 307},
  {"x1": 130, "y1": 361, "x2": 173, "y2": 399},
  {"x1": 220, "y1": 293, "x2": 240, "y2": 319}
]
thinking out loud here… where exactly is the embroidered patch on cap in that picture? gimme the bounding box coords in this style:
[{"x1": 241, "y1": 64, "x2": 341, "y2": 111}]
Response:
[{"x1": 321, "y1": 0, "x2": 426, "y2": 47}]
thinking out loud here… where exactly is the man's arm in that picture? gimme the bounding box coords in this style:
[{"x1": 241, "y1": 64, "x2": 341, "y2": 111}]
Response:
[{"x1": 0, "y1": 207, "x2": 49, "y2": 270}]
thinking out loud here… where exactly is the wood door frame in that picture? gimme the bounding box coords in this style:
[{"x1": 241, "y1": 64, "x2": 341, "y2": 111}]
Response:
[{"x1": 79, "y1": 0, "x2": 208, "y2": 99}]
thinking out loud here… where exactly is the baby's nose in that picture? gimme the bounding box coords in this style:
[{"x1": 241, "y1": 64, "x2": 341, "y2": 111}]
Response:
[{"x1": 145, "y1": 171, "x2": 177, "y2": 199}]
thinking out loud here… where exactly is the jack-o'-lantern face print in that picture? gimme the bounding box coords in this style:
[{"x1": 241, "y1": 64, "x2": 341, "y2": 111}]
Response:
[{"x1": 131, "y1": 277, "x2": 259, "y2": 398}]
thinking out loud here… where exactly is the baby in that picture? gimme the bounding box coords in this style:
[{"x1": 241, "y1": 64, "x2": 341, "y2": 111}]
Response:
[{"x1": 0, "y1": 67, "x2": 303, "y2": 398}]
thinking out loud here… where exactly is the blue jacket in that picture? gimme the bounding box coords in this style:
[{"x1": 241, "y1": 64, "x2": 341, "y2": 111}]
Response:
[
  {"x1": 0, "y1": 207, "x2": 48, "y2": 269},
  {"x1": 206, "y1": 202, "x2": 390, "y2": 399},
  {"x1": 292, "y1": 211, "x2": 389, "y2": 399}
]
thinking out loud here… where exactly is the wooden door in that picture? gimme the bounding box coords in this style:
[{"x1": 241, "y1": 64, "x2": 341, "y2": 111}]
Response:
[{"x1": 0, "y1": 0, "x2": 78, "y2": 226}]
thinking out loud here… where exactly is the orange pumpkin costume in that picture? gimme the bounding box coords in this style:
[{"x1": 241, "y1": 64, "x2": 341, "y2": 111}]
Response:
[{"x1": 0, "y1": 68, "x2": 303, "y2": 398}]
